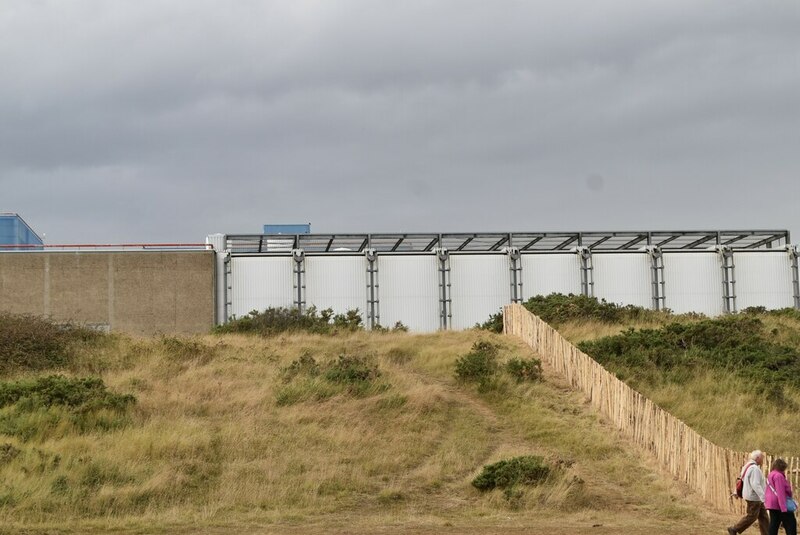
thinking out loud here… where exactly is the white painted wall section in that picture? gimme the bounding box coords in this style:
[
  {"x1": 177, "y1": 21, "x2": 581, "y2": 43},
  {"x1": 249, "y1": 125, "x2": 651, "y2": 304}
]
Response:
[{"x1": 593, "y1": 253, "x2": 652, "y2": 308}]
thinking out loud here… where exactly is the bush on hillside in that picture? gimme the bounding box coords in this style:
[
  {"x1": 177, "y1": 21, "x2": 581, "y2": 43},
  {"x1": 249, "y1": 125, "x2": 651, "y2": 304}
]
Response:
[
  {"x1": 505, "y1": 357, "x2": 543, "y2": 383},
  {"x1": 0, "y1": 313, "x2": 102, "y2": 375},
  {"x1": 472, "y1": 455, "x2": 551, "y2": 496},
  {"x1": 277, "y1": 353, "x2": 385, "y2": 404},
  {"x1": 454, "y1": 341, "x2": 500, "y2": 386},
  {"x1": 0, "y1": 375, "x2": 136, "y2": 441},
  {"x1": 578, "y1": 316, "x2": 800, "y2": 390},
  {"x1": 478, "y1": 311, "x2": 504, "y2": 333},
  {"x1": 214, "y1": 306, "x2": 364, "y2": 336},
  {"x1": 522, "y1": 293, "x2": 669, "y2": 326},
  {"x1": 478, "y1": 294, "x2": 673, "y2": 332}
]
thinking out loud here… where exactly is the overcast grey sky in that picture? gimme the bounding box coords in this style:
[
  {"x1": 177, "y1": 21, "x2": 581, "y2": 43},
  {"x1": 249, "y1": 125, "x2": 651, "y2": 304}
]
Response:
[{"x1": 1, "y1": 1, "x2": 798, "y2": 244}]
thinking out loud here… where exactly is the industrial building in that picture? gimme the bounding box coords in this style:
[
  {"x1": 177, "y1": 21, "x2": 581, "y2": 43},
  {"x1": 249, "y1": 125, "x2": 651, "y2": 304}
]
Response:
[
  {"x1": 208, "y1": 230, "x2": 800, "y2": 332},
  {"x1": 1, "y1": 225, "x2": 798, "y2": 334},
  {"x1": 0, "y1": 213, "x2": 43, "y2": 247}
]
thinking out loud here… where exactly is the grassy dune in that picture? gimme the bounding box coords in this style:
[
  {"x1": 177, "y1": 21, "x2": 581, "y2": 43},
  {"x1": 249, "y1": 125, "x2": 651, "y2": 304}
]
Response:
[
  {"x1": 558, "y1": 312, "x2": 800, "y2": 454},
  {"x1": 0, "y1": 325, "x2": 727, "y2": 533}
]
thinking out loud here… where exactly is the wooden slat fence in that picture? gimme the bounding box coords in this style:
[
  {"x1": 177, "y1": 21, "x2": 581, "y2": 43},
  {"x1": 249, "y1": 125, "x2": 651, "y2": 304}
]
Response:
[{"x1": 503, "y1": 303, "x2": 799, "y2": 513}]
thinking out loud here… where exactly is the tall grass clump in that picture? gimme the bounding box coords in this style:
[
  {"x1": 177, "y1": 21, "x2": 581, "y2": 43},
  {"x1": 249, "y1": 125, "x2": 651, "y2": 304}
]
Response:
[
  {"x1": 0, "y1": 313, "x2": 102, "y2": 374},
  {"x1": 276, "y1": 352, "x2": 386, "y2": 405},
  {"x1": 214, "y1": 306, "x2": 363, "y2": 336}
]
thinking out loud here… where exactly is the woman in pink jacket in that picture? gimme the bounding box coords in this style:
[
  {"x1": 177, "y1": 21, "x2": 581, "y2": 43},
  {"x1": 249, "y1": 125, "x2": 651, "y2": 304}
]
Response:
[{"x1": 765, "y1": 458, "x2": 797, "y2": 535}]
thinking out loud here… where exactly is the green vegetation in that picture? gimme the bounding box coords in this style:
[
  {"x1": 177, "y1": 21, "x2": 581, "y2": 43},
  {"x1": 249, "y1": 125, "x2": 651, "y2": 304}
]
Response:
[
  {"x1": 0, "y1": 312, "x2": 101, "y2": 374},
  {"x1": 454, "y1": 341, "x2": 542, "y2": 390},
  {"x1": 479, "y1": 293, "x2": 675, "y2": 333},
  {"x1": 214, "y1": 305, "x2": 364, "y2": 335},
  {"x1": 276, "y1": 352, "x2": 387, "y2": 404},
  {"x1": 0, "y1": 376, "x2": 136, "y2": 441},
  {"x1": 578, "y1": 316, "x2": 800, "y2": 394},
  {"x1": 472, "y1": 455, "x2": 551, "y2": 494}
]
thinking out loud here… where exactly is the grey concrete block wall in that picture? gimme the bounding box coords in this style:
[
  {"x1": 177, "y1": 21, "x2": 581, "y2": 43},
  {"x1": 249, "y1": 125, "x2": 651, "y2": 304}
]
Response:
[{"x1": 0, "y1": 251, "x2": 215, "y2": 335}]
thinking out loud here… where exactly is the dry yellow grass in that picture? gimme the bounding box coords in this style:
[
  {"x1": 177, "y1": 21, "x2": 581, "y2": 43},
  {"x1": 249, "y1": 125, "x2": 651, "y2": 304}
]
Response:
[{"x1": 0, "y1": 329, "x2": 731, "y2": 534}]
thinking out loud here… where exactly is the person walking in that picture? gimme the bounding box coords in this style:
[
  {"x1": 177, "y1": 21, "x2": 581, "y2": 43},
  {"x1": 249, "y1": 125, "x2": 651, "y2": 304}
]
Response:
[
  {"x1": 765, "y1": 458, "x2": 797, "y2": 535},
  {"x1": 729, "y1": 450, "x2": 769, "y2": 535}
]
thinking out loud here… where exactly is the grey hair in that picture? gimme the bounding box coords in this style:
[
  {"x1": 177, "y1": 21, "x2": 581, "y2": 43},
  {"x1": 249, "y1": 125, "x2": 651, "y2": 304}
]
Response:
[{"x1": 750, "y1": 450, "x2": 764, "y2": 461}]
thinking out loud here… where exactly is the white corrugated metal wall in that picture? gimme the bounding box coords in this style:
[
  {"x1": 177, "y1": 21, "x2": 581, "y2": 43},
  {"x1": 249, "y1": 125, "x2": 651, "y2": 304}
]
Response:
[
  {"x1": 520, "y1": 254, "x2": 582, "y2": 299},
  {"x1": 449, "y1": 255, "x2": 510, "y2": 330},
  {"x1": 593, "y1": 253, "x2": 652, "y2": 308},
  {"x1": 377, "y1": 255, "x2": 439, "y2": 331},
  {"x1": 226, "y1": 250, "x2": 797, "y2": 331},
  {"x1": 304, "y1": 256, "x2": 368, "y2": 315},
  {"x1": 734, "y1": 251, "x2": 794, "y2": 311},
  {"x1": 230, "y1": 257, "x2": 294, "y2": 318},
  {"x1": 662, "y1": 252, "x2": 725, "y2": 316}
]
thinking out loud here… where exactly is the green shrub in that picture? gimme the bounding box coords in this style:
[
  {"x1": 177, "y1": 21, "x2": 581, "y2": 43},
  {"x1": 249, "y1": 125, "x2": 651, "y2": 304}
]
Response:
[
  {"x1": 0, "y1": 376, "x2": 136, "y2": 441},
  {"x1": 0, "y1": 313, "x2": 102, "y2": 375},
  {"x1": 454, "y1": 341, "x2": 500, "y2": 385},
  {"x1": 522, "y1": 293, "x2": 669, "y2": 326},
  {"x1": 578, "y1": 316, "x2": 800, "y2": 391},
  {"x1": 324, "y1": 355, "x2": 380, "y2": 385},
  {"x1": 214, "y1": 306, "x2": 364, "y2": 336},
  {"x1": 505, "y1": 357, "x2": 543, "y2": 382},
  {"x1": 277, "y1": 353, "x2": 385, "y2": 404},
  {"x1": 372, "y1": 321, "x2": 410, "y2": 333},
  {"x1": 477, "y1": 310, "x2": 504, "y2": 333},
  {"x1": 472, "y1": 455, "x2": 551, "y2": 493},
  {"x1": 0, "y1": 375, "x2": 135, "y2": 411}
]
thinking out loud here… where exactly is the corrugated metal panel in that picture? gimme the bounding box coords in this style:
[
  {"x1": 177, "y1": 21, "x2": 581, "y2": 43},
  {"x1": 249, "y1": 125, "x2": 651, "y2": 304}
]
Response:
[
  {"x1": 662, "y1": 252, "x2": 724, "y2": 316},
  {"x1": 450, "y1": 255, "x2": 510, "y2": 330},
  {"x1": 378, "y1": 255, "x2": 439, "y2": 332},
  {"x1": 230, "y1": 257, "x2": 293, "y2": 318},
  {"x1": 593, "y1": 253, "x2": 652, "y2": 308},
  {"x1": 733, "y1": 251, "x2": 794, "y2": 310},
  {"x1": 305, "y1": 256, "x2": 367, "y2": 315},
  {"x1": 520, "y1": 253, "x2": 581, "y2": 299}
]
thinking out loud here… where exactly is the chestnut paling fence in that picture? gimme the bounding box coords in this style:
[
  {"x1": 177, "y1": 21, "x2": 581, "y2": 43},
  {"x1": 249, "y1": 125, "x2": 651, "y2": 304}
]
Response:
[{"x1": 503, "y1": 303, "x2": 799, "y2": 513}]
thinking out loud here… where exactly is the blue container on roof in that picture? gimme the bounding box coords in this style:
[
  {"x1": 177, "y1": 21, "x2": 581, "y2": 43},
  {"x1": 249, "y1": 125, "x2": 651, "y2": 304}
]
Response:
[
  {"x1": 0, "y1": 213, "x2": 44, "y2": 247},
  {"x1": 263, "y1": 224, "x2": 311, "y2": 234}
]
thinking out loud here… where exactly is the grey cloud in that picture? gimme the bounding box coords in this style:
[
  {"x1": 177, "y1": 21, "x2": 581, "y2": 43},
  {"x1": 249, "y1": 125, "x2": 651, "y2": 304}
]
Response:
[{"x1": 1, "y1": 0, "x2": 798, "y2": 243}]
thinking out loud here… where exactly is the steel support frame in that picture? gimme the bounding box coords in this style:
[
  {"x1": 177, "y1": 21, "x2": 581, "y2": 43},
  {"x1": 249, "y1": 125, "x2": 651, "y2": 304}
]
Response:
[
  {"x1": 719, "y1": 246, "x2": 736, "y2": 314},
  {"x1": 365, "y1": 249, "x2": 380, "y2": 329},
  {"x1": 224, "y1": 253, "x2": 232, "y2": 322},
  {"x1": 577, "y1": 247, "x2": 594, "y2": 298},
  {"x1": 436, "y1": 248, "x2": 451, "y2": 330},
  {"x1": 646, "y1": 246, "x2": 666, "y2": 311},
  {"x1": 292, "y1": 249, "x2": 306, "y2": 312},
  {"x1": 791, "y1": 246, "x2": 800, "y2": 310},
  {"x1": 505, "y1": 247, "x2": 523, "y2": 303}
]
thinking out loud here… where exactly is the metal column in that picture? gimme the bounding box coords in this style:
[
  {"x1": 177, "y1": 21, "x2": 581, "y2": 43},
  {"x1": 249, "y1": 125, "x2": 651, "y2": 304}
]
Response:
[
  {"x1": 365, "y1": 248, "x2": 379, "y2": 329},
  {"x1": 505, "y1": 247, "x2": 523, "y2": 303},
  {"x1": 436, "y1": 248, "x2": 451, "y2": 330},
  {"x1": 646, "y1": 246, "x2": 666, "y2": 311},
  {"x1": 791, "y1": 246, "x2": 800, "y2": 310},
  {"x1": 292, "y1": 249, "x2": 306, "y2": 312},
  {"x1": 224, "y1": 254, "x2": 232, "y2": 321},
  {"x1": 577, "y1": 247, "x2": 594, "y2": 298},
  {"x1": 206, "y1": 233, "x2": 229, "y2": 325},
  {"x1": 719, "y1": 246, "x2": 737, "y2": 314}
]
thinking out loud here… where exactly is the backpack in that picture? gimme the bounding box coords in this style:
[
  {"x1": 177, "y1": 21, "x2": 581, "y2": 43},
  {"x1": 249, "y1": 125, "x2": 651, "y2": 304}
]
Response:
[{"x1": 735, "y1": 463, "x2": 756, "y2": 499}]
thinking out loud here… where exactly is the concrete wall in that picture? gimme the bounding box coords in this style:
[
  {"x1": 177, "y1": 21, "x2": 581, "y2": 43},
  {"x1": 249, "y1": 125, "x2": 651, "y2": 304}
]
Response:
[{"x1": 0, "y1": 251, "x2": 215, "y2": 334}]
